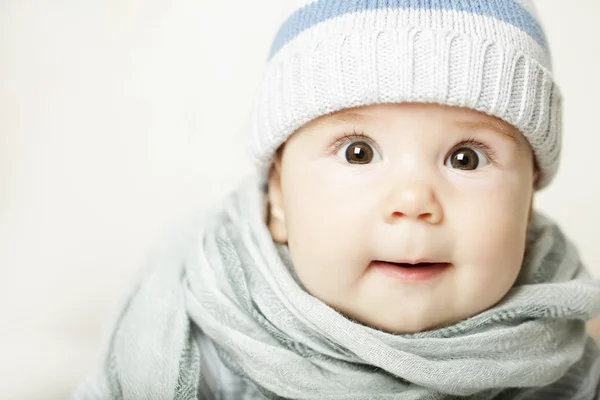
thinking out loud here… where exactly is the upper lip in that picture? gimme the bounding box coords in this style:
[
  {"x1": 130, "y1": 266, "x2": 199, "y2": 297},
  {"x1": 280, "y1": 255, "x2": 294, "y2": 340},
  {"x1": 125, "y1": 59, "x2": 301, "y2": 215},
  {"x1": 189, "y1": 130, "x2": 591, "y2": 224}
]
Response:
[{"x1": 377, "y1": 259, "x2": 449, "y2": 265}]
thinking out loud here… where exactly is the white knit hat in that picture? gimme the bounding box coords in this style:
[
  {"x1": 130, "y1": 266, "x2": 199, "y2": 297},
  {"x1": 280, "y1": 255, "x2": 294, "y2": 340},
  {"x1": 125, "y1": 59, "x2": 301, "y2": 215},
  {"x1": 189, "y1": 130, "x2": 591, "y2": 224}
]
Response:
[{"x1": 248, "y1": 0, "x2": 562, "y2": 189}]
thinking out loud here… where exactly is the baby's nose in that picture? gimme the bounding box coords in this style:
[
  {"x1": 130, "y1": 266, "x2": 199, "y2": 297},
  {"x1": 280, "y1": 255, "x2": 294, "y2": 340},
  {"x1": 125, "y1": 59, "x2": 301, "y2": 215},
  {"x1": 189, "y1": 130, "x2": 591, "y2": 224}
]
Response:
[{"x1": 382, "y1": 180, "x2": 443, "y2": 225}]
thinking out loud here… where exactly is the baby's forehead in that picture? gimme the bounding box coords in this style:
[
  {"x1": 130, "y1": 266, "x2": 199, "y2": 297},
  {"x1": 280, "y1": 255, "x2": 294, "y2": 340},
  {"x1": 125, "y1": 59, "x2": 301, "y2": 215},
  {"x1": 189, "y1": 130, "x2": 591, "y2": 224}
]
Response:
[{"x1": 304, "y1": 103, "x2": 524, "y2": 144}]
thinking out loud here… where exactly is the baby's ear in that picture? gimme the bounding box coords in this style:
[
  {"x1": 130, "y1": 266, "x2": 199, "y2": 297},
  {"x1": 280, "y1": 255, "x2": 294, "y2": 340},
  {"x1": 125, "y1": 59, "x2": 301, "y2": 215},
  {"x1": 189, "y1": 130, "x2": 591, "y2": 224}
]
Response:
[
  {"x1": 528, "y1": 166, "x2": 537, "y2": 224},
  {"x1": 533, "y1": 167, "x2": 540, "y2": 188},
  {"x1": 267, "y1": 153, "x2": 288, "y2": 243}
]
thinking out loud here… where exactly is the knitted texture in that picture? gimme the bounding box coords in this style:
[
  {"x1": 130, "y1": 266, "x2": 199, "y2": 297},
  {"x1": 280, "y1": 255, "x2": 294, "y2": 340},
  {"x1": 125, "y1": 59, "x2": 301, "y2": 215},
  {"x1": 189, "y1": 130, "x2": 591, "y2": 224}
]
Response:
[{"x1": 248, "y1": 0, "x2": 561, "y2": 189}]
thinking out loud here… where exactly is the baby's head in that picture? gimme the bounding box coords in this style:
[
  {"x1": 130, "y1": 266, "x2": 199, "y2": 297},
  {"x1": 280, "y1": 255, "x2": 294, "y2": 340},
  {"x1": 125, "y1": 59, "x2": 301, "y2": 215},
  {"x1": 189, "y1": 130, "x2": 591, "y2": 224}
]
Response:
[
  {"x1": 249, "y1": 1, "x2": 561, "y2": 334},
  {"x1": 266, "y1": 102, "x2": 538, "y2": 333}
]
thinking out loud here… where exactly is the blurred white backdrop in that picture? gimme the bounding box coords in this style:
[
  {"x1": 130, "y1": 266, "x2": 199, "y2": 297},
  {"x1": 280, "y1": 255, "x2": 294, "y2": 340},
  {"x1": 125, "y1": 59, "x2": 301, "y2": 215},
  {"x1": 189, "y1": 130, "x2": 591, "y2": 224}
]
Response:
[{"x1": 0, "y1": 1, "x2": 598, "y2": 399}]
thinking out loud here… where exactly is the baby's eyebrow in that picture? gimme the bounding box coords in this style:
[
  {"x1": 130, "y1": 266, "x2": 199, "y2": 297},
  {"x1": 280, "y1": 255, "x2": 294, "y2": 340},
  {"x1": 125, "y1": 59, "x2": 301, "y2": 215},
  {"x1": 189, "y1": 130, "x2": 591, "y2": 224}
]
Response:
[
  {"x1": 330, "y1": 111, "x2": 371, "y2": 124},
  {"x1": 454, "y1": 119, "x2": 523, "y2": 145},
  {"x1": 311, "y1": 110, "x2": 371, "y2": 128},
  {"x1": 305, "y1": 110, "x2": 372, "y2": 133}
]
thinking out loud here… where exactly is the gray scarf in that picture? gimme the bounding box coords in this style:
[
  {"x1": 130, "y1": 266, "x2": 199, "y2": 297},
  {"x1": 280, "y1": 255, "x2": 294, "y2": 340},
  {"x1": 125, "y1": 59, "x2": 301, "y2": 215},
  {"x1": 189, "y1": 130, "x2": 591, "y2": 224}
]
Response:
[{"x1": 74, "y1": 176, "x2": 600, "y2": 399}]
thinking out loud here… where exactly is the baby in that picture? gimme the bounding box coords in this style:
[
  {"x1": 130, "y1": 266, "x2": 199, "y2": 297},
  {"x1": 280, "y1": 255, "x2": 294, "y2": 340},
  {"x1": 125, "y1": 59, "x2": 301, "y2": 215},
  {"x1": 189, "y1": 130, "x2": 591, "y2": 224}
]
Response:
[
  {"x1": 74, "y1": 1, "x2": 600, "y2": 399},
  {"x1": 266, "y1": 102, "x2": 537, "y2": 335}
]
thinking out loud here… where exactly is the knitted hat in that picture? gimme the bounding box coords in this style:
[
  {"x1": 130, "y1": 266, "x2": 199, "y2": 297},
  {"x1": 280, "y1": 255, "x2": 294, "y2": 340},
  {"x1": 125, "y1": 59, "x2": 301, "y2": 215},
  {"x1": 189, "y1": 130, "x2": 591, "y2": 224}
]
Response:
[{"x1": 248, "y1": 0, "x2": 562, "y2": 189}]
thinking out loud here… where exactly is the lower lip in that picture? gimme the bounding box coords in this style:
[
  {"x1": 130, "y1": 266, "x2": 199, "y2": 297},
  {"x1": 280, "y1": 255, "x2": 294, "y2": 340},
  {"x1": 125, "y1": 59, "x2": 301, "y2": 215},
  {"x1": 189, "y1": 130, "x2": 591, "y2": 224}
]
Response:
[{"x1": 371, "y1": 261, "x2": 451, "y2": 281}]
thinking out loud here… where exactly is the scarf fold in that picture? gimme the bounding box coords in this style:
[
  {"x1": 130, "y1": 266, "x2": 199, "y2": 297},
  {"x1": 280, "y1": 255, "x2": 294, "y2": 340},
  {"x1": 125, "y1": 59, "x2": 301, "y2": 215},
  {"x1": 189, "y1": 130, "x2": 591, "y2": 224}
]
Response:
[{"x1": 81, "y1": 175, "x2": 600, "y2": 399}]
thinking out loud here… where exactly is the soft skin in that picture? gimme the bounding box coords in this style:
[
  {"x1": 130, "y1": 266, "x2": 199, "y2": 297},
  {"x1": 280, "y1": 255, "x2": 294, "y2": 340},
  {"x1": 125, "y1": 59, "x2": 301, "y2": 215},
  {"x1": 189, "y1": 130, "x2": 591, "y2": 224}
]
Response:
[{"x1": 267, "y1": 103, "x2": 538, "y2": 334}]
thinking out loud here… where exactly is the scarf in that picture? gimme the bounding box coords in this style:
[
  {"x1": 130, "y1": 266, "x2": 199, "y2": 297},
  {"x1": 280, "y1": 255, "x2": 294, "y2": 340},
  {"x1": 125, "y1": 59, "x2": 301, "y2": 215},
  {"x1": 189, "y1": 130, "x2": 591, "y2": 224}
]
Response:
[{"x1": 74, "y1": 176, "x2": 600, "y2": 400}]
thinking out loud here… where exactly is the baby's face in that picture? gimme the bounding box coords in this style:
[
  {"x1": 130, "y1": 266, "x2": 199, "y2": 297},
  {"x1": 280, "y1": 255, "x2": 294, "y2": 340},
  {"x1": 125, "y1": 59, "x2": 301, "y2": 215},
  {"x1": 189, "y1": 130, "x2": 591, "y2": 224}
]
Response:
[{"x1": 268, "y1": 103, "x2": 536, "y2": 334}]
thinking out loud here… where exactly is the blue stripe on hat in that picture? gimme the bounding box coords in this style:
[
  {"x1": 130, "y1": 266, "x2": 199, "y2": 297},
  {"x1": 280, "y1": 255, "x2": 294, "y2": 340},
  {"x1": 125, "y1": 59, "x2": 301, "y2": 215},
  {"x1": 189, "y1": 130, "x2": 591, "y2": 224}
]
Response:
[{"x1": 269, "y1": 0, "x2": 547, "y2": 59}]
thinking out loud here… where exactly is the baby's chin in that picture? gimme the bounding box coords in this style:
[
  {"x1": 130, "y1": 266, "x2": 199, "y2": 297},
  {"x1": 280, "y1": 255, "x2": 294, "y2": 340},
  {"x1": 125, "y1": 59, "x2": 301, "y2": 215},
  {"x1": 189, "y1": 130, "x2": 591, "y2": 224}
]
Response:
[
  {"x1": 328, "y1": 293, "x2": 506, "y2": 335},
  {"x1": 340, "y1": 314, "x2": 450, "y2": 335},
  {"x1": 340, "y1": 311, "x2": 459, "y2": 335}
]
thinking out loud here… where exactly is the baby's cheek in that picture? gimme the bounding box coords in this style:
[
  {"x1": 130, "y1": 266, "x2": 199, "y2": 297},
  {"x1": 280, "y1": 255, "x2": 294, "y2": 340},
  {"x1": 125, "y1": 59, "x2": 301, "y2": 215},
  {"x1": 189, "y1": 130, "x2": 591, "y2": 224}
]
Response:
[
  {"x1": 458, "y1": 218, "x2": 526, "y2": 309},
  {"x1": 450, "y1": 191, "x2": 529, "y2": 302}
]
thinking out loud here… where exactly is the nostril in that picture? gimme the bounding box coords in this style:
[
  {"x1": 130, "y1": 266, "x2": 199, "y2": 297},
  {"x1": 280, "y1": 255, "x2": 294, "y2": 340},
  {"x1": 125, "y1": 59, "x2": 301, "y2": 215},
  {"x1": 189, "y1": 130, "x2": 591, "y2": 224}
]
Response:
[{"x1": 391, "y1": 211, "x2": 433, "y2": 220}]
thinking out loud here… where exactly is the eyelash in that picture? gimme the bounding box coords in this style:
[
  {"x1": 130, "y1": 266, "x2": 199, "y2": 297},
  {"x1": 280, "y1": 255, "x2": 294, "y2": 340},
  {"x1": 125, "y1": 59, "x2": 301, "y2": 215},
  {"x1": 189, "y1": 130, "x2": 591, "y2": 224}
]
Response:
[
  {"x1": 328, "y1": 131, "x2": 498, "y2": 163},
  {"x1": 452, "y1": 136, "x2": 498, "y2": 163},
  {"x1": 328, "y1": 129, "x2": 375, "y2": 153}
]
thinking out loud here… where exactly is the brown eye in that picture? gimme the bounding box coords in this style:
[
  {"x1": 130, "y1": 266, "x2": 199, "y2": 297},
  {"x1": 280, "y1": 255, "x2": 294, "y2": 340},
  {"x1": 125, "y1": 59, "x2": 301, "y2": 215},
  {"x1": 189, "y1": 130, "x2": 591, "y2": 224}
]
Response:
[
  {"x1": 337, "y1": 141, "x2": 381, "y2": 164},
  {"x1": 346, "y1": 142, "x2": 372, "y2": 164},
  {"x1": 446, "y1": 147, "x2": 488, "y2": 170}
]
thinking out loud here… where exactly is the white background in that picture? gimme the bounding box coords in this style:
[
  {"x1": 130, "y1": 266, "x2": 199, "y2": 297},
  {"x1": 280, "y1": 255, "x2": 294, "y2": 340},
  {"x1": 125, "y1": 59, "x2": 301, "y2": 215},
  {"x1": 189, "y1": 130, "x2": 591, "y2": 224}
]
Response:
[{"x1": 1, "y1": 1, "x2": 599, "y2": 399}]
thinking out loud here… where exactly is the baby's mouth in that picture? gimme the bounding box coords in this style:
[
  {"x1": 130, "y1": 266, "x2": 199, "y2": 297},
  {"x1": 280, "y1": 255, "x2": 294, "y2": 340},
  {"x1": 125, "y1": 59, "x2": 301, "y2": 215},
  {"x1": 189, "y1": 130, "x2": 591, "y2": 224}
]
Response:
[
  {"x1": 374, "y1": 260, "x2": 451, "y2": 268},
  {"x1": 369, "y1": 260, "x2": 452, "y2": 281}
]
